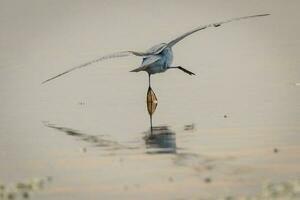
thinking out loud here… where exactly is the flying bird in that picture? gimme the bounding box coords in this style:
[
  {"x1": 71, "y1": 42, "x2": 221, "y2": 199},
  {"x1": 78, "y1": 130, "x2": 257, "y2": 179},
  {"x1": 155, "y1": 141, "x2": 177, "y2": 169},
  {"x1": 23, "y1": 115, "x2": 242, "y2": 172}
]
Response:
[{"x1": 42, "y1": 14, "x2": 270, "y2": 86}]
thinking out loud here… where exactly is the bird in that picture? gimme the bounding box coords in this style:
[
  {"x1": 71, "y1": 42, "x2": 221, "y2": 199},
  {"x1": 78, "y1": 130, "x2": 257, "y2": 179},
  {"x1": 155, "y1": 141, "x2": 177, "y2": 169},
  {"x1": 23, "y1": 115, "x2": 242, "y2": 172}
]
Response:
[{"x1": 42, "y1": 14, "x2": 270, "y2": 86}]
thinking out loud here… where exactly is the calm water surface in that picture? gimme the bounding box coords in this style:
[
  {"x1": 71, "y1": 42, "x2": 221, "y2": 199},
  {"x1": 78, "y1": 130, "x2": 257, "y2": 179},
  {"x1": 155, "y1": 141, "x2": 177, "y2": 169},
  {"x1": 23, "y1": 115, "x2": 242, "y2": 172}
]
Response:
[{"x1": 0, "y1": 66, "x2": 299, "y2": 199}]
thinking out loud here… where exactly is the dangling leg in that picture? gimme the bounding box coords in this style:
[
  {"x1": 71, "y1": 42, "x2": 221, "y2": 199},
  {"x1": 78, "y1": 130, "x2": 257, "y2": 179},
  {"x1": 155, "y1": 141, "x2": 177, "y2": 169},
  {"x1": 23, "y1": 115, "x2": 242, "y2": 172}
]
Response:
[
  {"x1": 148, "y1": 73, "x2": 151, "y2": 88},
  {"x1": 147, "y1": 73, "x2": 154, "y2": 136},
  {"x1": 168, "y1": 66, "x2": 195, "y2": 75}
]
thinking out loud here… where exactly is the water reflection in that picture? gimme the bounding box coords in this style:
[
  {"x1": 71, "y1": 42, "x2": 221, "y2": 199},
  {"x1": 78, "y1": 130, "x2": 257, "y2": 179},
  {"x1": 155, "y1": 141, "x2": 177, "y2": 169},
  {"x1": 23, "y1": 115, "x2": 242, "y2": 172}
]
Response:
[
  {"x1": 144, "y1": 126, "x2": 177, "y2": 154},
  {"x1": 43, "y1": 122, "x2": 138, "y2": 152},
  {"x1": 44, "y1": 85, "x2": 179, "y2": 155},
  {"x1": 44, "y1": 121, "x2": 178, "y2": 155}
]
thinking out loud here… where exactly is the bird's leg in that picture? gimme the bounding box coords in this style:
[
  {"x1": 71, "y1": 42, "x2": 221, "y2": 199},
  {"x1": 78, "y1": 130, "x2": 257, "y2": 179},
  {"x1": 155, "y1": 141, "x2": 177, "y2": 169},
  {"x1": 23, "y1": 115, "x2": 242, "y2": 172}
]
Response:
[
  {"x1": 147, "y1": 73, "x2": 153, "y2": 136},
  {"x1": 148, "y1": 73, "x2": 151, "y2": 88},
  {"x1": 169, "y1": 66, "x2": 195, "y2": 75}
]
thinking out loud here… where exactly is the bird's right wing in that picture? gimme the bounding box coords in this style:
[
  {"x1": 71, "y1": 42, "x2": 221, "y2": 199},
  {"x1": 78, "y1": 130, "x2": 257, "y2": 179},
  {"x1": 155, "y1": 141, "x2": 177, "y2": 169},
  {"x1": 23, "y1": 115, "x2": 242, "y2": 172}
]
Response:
[
  {"x1": 42, "y1": 50, "x2": 149, "y2": 84},
  {"x1": 167, "y1": 14, "x2": 270, "y2": 48}
]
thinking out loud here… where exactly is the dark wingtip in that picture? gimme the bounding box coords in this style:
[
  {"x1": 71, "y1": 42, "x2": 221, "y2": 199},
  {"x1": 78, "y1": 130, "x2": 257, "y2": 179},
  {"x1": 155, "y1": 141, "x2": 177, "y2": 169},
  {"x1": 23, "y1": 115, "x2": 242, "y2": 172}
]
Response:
[
  {"x1": 253, "y1": 13, "x2": 271, "y2": 18},
  {"x1": 41, "y1": 80, "x2": 48, "y2": 85},
  {"x1": 41, "y1": 78, "x2": 52, "y2": 85},
  {"x1": 250, "y1": 13, "x2": 270, "y2": 17}
]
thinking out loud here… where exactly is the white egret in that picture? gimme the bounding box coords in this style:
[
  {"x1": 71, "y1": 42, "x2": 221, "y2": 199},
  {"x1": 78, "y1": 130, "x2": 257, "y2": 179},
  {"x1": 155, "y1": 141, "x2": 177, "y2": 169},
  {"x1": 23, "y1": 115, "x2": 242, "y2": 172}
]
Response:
[{"x1": 42, "y1": 14, "x2": 269, "y2": 86}]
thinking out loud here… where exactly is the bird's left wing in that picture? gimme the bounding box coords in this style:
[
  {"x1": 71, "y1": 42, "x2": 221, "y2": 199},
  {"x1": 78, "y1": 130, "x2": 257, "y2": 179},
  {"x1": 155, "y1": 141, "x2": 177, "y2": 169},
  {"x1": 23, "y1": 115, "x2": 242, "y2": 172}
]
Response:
[
  {"x1": 42, "y1": 50, "x2": 149, "y2": 84},
  {"x1": 167, "y1": 14, "x2": 270, "y2": 48}
]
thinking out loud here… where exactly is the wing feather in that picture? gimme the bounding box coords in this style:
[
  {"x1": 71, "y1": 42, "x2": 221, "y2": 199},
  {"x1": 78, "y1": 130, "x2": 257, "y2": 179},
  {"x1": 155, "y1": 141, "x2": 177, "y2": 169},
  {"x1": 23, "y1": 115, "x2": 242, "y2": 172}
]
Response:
[
  {"x1": 167, "y1": 14, "x2": 270, "y2": 47},
  {"x1": 42, "y1": 50, "x2": 146, "y2": 84}
]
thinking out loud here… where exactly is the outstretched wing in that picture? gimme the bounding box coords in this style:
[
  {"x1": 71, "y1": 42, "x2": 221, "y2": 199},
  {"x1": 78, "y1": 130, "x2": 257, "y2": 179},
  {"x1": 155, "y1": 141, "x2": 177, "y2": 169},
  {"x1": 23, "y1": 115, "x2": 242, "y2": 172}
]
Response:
[
  {"x1": 42, "y1": 50, "x2": 148, "y2": 84},
  {"x1": 167, "y1": 14, "x2": 270, "y2": 48}
]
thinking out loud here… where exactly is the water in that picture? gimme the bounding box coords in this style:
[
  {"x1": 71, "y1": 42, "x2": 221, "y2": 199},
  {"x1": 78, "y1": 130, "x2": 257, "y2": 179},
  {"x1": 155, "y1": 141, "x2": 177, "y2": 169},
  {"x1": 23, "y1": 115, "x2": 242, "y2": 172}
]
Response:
[
  {"x1": 1, "y1": 1, "x2": 300, "y2": 199},
  {"x1": 0, "y1": 67, "x2": 299, "y2": 199}
]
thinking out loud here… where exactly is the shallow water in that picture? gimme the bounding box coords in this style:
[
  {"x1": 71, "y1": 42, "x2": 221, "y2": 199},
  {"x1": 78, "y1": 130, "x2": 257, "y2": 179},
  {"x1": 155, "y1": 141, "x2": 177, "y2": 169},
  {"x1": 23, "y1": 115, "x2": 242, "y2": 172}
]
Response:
[
  {"x1": 1, "y1": 68, "x2": 299, "y2": 199},
  {"x1": 1, "y1": 1, "x2": 300, "y2": 199}
]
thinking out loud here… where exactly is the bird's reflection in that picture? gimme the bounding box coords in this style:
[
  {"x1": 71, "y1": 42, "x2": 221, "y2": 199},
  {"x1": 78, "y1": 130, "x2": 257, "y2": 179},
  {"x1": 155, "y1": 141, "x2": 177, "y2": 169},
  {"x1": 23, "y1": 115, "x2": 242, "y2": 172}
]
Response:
[
  {"x1": 144, "y1": 126, "x2": 177, "y2": 154},
  {"x1": 42, "y1": 86, "x2": 178, "y2": 155},
  {"x1": 43, "y1": 122, "x2": 137, "y2": 152}
]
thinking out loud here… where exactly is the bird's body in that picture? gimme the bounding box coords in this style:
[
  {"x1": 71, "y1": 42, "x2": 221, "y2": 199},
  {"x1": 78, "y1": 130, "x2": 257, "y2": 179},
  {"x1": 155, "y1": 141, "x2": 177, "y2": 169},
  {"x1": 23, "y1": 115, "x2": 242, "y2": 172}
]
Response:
[
  {"x1": 132, "y1": 45, "x2": 173, "y2": 75},
  {"x1": 42, "y1": 14, "x2": 270, "y2": 85}
]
